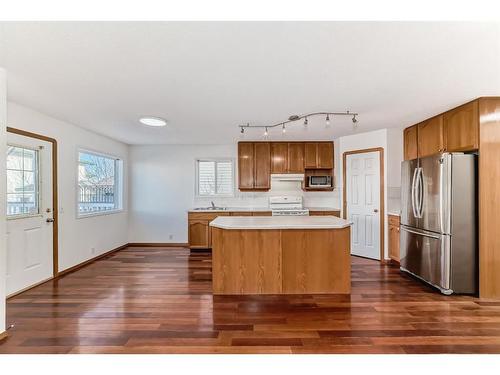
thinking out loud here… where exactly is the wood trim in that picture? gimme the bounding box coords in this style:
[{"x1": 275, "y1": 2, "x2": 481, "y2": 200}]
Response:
[
  {"x1": 127, "y1": 242, "x2": 189, "y2": 247},
  {"x1": 4, "y1": 241, "x2": 191, "y2": 300},
  {"x1": 56, "y1": 243, "x2": 129, "y2": 278},
  {"x1": 478, "y1": 97, "x2": 500, "y2": 299},
  {"x1": 0, "y1": 331, "x2": 8, "y2": 342},
  {"x1": 6, "y1": 127, "x2": 59, "y2": 276},
  {"x1": 342, "y1": 147, "x2": 385, "y2": 262},
  {"x1": 6, "y1": 276, "x2": 54, "y2": 299}
]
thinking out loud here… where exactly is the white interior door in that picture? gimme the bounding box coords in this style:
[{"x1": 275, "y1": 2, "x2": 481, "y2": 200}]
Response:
[
  {"x1": 346, "y1": 151, "x2": 381, "y2": 260},
  {"x1": 6, "y1": 133, "x2": 54, "y2": 295}
]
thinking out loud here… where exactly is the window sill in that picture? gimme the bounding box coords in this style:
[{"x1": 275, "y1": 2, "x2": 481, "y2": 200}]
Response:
[{"x1": 76, "y1": 209, "x2": 125, "y2": 219}]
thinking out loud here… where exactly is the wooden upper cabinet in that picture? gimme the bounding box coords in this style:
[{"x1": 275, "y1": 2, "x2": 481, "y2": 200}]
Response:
[
  {"x1": 304, "y1": 142, "x2": 334, "y2": 169},
  {"x1": 254, "y1": 142, "x2": 271, "y2": 189},
  {"x1": 304, "y1": 143, "x2": 318, "y2": 168},
  {"x1": 271, "y1": 142, "x2": 288, "y2": 173},
  {"x1": 238, "y1": 142, "x2": 255, "y2": 189},
  {"x1": 317, "y1": 142, "x2": 334, "y2": 168},
  {"x1": 403, "y1": 125, "x2": 418, "y2": 160},
  {"x1": 444, "y1": 100, "x2": 479, "y2": 151},
  {"x1": 418, "y1": 115, "x2": 445, "y2": 158},
  {"x1": 287, "y1": 143, "x2": 305, "y2": 173}
]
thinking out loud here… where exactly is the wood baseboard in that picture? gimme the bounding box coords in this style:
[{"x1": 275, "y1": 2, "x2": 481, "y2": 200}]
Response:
[
  {"x1": 0, "y1": 331, "x2": 8, "y2": 342},
  {"x1": 127, "y1": 242, "x2": 189, "y2": 248},
  {"x1": 6, "y1": 277, "x2": 53, "y2": 299},
  {"x1": 6, "y1": 242, "x2": 191, "y2": 300},
  {"x1": 56, "y1": 243, "x2": 129, "y2": 278}
]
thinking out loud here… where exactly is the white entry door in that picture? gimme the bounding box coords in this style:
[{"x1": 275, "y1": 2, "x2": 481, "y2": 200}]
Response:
[
  {"x1": 6, "y1": 133, "x2": 54, "y2": 295},
  {"x1": 346, "y1": 151, "x2": 381, "y2": 260}
]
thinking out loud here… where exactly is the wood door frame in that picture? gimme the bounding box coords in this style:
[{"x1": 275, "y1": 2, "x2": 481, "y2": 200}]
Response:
[
  {"x1": 6, "y1": 127, "x2": 59, "y2": 276},
  {"x1": 342, "y1": 147, "x2": 385, "y2": 261}
]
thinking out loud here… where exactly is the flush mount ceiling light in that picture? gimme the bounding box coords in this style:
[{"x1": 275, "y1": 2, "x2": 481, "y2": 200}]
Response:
[
  {"x1": 139, "y1": 116, "x2": 167, "y2": 127},
  {"x1": 238, "y1": 111, "x2": 359, "y2": 135}
]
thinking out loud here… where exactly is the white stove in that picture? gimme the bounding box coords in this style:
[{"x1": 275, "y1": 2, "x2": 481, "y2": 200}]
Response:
[{"x1": 269, "y1": 196, "x2": 309, "y2": 216}]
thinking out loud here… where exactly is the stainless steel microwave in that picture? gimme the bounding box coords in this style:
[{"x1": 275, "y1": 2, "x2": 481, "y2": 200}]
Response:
[{"x1": 308, "y1": 175, "x2": 332, "y2": 188}]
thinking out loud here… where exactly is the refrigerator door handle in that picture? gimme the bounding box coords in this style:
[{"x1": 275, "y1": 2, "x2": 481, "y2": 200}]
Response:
[
  {"x1": 411, "y1": 167, "x2": 418, "y2": 218},
  {"x1": 401, "y1": 226, "x2": 441, "y2": 240},
  {"x1": 417, "y1": 167, "x2": 424, "y2": 218}
]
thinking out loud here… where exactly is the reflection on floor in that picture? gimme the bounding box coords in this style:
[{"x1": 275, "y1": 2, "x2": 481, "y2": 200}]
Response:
[{"x1": 1, "y1": 247, "x2": 499, "y2": 354}]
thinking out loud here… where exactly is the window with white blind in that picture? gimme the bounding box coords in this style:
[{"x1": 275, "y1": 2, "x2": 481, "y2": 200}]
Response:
[{"x1": 196, "y1": 159, "x2": 234, "y2": 197}]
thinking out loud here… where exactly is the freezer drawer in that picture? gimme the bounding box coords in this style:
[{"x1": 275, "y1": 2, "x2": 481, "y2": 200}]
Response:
[{"x1": 400, "y1": 225, "x2": 451, "y2": 293}]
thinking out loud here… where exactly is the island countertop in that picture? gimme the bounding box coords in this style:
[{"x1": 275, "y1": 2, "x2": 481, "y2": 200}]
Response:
[{"x1": 209, "y1": 215, "x2": 352, "y2": 230}]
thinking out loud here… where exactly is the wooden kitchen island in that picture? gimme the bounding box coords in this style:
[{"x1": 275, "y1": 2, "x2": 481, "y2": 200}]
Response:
[{"x1": 210, "y1": 216, "x2": 352, "y2": 295}]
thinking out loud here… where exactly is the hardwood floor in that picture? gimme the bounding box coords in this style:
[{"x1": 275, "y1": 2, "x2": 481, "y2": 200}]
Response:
[{"x1": 1, "y1": 246, "x2": 500, "y2": 354}]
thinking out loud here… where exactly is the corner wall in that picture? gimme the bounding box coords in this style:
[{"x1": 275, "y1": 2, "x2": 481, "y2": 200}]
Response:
[
  {"x1": 336, "y1": 128, "x2": 403, "y2": 260},
  {"x1": 7, "y1": 102, "x2": 129, "y2": 272}
]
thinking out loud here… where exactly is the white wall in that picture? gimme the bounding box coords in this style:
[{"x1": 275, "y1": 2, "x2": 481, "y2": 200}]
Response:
[
  {"x1": 128, "y1": 144, "x2": 341, "y2": 243},
  {"x1": 0, "y1": 68, "x2": 7, "y2": 333},
  {"x1": 7, "y1": 102, "x2": 129, "y2": 272},
  {"x1": 336, "y1": 128, "x2": 402, "y2": 260}
]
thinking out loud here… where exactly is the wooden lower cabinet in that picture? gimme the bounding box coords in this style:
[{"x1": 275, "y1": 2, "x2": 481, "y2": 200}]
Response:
[
  {"x1": 388, "y1": 214, "x2": 400, "y2": 263},
  {"x1": 188, "y1": 220, "x2": 210, "y2": 249},
  {"x1": 212, "y1": 227, "x2": 351, "y2": 294},
  {"x1": 188, "y1": 211, "x2": 271, "y2": 248}
]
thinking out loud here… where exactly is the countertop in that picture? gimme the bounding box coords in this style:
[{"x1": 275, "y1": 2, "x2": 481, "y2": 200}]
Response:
[
  {"x1": 189, "y1": 206, "x2": 340, "y2": 213},
  {"x1": 210, "y1": 216, "x2": 352, "y2": 230},
  {"x1": 189, "y1": 207, "x2": 270, "y2": 213}
]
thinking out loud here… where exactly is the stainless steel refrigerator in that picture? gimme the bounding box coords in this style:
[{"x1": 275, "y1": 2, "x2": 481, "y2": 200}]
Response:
[{"x1": 400, "y1": 153, "x2": 477, "y2": 294}]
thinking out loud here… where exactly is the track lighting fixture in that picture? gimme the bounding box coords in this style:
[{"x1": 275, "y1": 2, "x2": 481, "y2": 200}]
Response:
[{"x1": 237, "y1": 111, "x2": 359, "y2": 135}]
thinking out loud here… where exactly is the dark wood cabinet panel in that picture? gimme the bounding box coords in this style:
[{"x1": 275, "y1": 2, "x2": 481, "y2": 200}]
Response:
[
  {"x1": 288, "y1": 143, "x2": 305, "y2": 173},
  {"x1": 317, "y1": 142, "x2": 334, "y2": 168},
  {"x1": 403, "y1": 125, "x2": 418, "y2": 160},
  {"x1": 444, "y1": 100, "x2": 479, "y2": 151},
  {"x1": 388, "y1": 215, "x2": 400, "y2": 263},
  {"x1": 254, "y1": 142, "x2": 271, "y2": 189},
  {"x1": 238, "y1": 142, "x2": 255, "y2": 189},
  {"x1": 418, "y1": 115, "x2": 444, "y2": 158},
  {"x1": 271, "y1": 142, "x2": 288, "y2": 174},
  {"x1": 304, "y1": 143, "x2": 318, "y2": 168}
]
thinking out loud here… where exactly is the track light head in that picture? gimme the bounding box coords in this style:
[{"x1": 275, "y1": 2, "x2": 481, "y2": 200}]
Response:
[
  {"x1": 304, "y1": 117, "x2": 308, "y2": 126},
  {"x1": 288, "y1": 115, "x2": 300, "y2": 121},
  {"x1": 240, "y1": 127, "x2": 245, "y2": 134},
  {"x1": 325, "y1": 114, "x2": 330, "y2": 127},
  {"x1": 264, "y1": 127, "x2": 268, "y2": 137},
  {"x1": 282, "y1": 124, "x2": 286, "y2": 134},
  {"x1": 352, "y1": 115, "x2": 358, "y2": 124}
]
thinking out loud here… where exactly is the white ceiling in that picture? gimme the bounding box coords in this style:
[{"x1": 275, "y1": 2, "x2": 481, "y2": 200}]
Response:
[{"x1": 0, "y1": 22, "x2": 499, "y2": 145}]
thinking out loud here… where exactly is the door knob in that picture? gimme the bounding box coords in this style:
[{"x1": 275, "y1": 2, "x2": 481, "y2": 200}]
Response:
[
  {"x1": 46, "y1": 218, "x2": 55, "y2": 223},
  {"x1": 373, "y1": 209, "x2": 379, "y2": 213}
]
